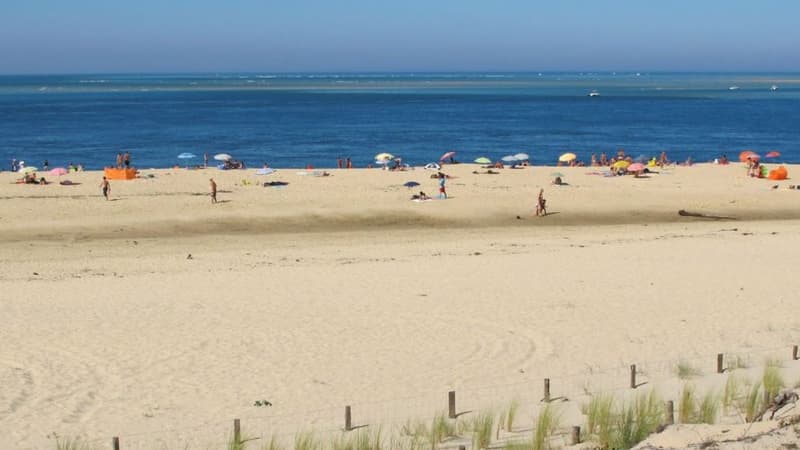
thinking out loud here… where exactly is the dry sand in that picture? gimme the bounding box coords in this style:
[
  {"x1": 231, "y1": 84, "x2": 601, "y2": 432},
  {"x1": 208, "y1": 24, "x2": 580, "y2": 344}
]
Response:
[{"x1": 2, "y1": 163, "x2": 800, "y2": 449}]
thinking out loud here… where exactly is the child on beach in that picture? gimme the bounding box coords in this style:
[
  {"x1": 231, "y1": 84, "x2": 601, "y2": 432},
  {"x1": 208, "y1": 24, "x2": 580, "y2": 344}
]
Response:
[
  {"x1": 438, "y1": 172, "x2": 447, "y2": 199},
  {"x1": 100, "y1": 177, "x2": 110, "y2": 200}
]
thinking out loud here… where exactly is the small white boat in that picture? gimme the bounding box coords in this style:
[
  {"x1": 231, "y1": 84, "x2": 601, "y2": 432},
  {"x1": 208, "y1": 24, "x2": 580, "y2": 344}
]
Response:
[
  {"x1": 728, "y1": 86, "x2": 740, "y2": 91},
  {"x1": 588, "y1": 91, "x2": 600, "y2": 97},
  {"x1": 771, "y1": 85, "x2": 779, "y2": 91}
]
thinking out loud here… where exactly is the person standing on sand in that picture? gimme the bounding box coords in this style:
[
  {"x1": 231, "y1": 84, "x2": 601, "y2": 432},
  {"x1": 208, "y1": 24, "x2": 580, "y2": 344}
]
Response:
[
  {"x1": 100, "y1": 177, "x2": 110, "y2": 200},
  {"x1": 209, "y1": 178, "x2": 217, "y2": 204},
  {"x1": 124, "y1": 151, "x2": 131, "y2": 169},
  {"x1": 115, "y1": 153, "x2": 123, "y2": 169},
  {"x1": 536, "y1": 189, "x2": 547, "y2": 216},
  {"x1": 438, "y1": 172, "x2": 447, "y2": 199},
  {"x1": 204, "y1": 153, "x2": 209, "y2": 168},
  {"x1": 346, "y1": 157, "x2": 352, "y2": 169},
  {"x1": 337, "y1": 157, "x2": 343, "y2": 169}
]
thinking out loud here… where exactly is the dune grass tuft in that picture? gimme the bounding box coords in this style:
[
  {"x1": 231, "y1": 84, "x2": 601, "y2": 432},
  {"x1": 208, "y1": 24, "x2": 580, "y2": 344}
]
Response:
[
  {"x1": 430, "y1": 413, "x2": 455, "y2": 447},
  {"x1": 612, "y1": 390, "x2": 663, "y2": 449},
  {"x1": 762, "y1": 366, "x2": 786, "y2": 410},
  {"x1": 532, "y1": 404, "x2": 560, "y2": 450},
  {"x1": 262, "y1": 435, "x2": 284, "y2": 450},
  {"x1": 698, "y1": 390, "x2": 720, "y2": 424},
  {"x1": 675, "y1": 360, "x2": 702, "y2": 380},
  {"x1": 294, "y1": 431, "x2": 321, "y2": 450},
  {"x1": 55, "y1": 438, "x2": 97, "y2": 450},
  {"x1": 722, "y1": 374, "x2": 741, "y2": 413},
  {"x1": 506, "y1": 398, "x2": 520, "y2": 432},
  {"x1": 470, "y1": 411, "x2": 495, "y2": 450},
  {"x1": 742, "y1": 381, "x2": 762, "y2": 422},
  {"x1": 583, "y1": 393, "x2": 614, "y2": 448},
  {"x1": 679, "y1": 384, "x2": 697, "y2": 423}
]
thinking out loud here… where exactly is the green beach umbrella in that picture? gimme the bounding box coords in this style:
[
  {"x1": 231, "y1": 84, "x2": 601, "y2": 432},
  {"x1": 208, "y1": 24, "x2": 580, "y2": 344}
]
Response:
[{"x1": 474, "y1": 157, "x2": 492, "y2": 164}]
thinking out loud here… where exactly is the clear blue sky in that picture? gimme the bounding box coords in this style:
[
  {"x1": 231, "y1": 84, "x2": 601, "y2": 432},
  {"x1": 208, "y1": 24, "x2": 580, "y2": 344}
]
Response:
[{"x1": 1, "y1": 0, "x2": 798, "y2": 74}]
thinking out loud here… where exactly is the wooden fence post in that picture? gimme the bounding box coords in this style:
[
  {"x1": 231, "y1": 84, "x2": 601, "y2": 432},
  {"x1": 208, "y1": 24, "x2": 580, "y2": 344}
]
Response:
[
  {"x1": 570, "y1": 426, "x2": 581, "y2": 445},
  {"x1": 448, "y1": 391, "x2": 456, "y2": 419},
  {"x1": 345, "y1": 406, "x2": 352, "y2": 431},
  {"x1": 630, "y1": 365, "x2": 637, "y2": 389},
  {"x1": 793, "y1": 345, "x2": 798, "y2": 360},
  {"x1": 543, "y1": 378, "x2": 551, "y2": 402},
  {"x1": 666, "y1": 400, "x2": 674, "y2": 425},
  {"x1": 112, "y1": 437, "x2": 120, "y2": 450},
  {"x1": 234, "y1": 418, "x2": 241, "y2": 444},
  {"x1": 717, "y1": 353, "x2": 724, "y2": 373}
]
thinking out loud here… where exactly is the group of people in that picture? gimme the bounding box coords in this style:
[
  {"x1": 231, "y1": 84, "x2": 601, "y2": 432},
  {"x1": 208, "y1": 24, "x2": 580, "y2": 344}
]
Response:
[
  {"x1": 336, "y1": 157, "x2": 354, "y2": 169},
  {"x1": 114, "y1": 152, "x2": 132, "y2": 169}
]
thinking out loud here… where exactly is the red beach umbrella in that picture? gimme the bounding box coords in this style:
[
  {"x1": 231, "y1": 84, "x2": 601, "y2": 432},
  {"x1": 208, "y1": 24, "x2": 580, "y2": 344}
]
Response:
[
  {"x1": 765, "y1": 151, "x2": 781, "y2": 158},
  {"x1": 739, "y1": 150, "x2": 759, "y2": 163}
]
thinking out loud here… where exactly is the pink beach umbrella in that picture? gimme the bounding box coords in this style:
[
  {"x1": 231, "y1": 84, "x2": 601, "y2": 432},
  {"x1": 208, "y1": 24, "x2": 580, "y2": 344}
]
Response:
[
  {"x1": 439, "y1": 151, "x2": 456, "y2": 161},
  {"x1": 49, "y1": 167, "x2": 68, "y2": 176},
  {"x1": 627, "y1": 162, "x2": 645, "y2": 173},
  {"x1": 765, "y1": 151, "x2": 781, "y2": 158}
]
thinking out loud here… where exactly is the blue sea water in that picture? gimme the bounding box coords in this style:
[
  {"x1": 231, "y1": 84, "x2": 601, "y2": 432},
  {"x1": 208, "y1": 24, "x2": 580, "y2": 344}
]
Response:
[{"x1": 1, "y1": 72, "x2": 798, "y2": 170}]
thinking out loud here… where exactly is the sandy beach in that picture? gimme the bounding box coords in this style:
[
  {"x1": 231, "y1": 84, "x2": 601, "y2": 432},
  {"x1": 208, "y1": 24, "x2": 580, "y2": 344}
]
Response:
[{"x1": 2, "y1": 163, "x2": 800, "y2": 449}]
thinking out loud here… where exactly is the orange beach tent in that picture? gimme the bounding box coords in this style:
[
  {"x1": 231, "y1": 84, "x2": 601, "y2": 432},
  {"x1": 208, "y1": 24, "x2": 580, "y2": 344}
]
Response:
[
  {"x1": 767, "y1": 166, "x2": 788, "y2": 180},
  {"x1": 103, "y1": 167, "x2": 137, "y2": 180}
]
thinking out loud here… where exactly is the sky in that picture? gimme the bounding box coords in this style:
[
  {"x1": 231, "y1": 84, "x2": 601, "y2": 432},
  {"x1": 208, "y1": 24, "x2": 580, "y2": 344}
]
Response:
[{"x1": 1, "y1": 0, "x2": 799, "y2": 74}]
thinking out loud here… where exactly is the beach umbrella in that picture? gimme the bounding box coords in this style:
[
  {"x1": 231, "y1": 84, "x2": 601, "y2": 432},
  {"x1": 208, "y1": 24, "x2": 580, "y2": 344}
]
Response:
[
  {"x1": 558, "y1": 152, "x2": 577, "y2": 163},
  {"x1": 627, "y1": 162, "x2": 645, "y2": 172},
  {"x1": 256, "y1": 168, "x2": 275, "y2": 175},
  {"x1": 474, "y1": 157, "x2": 491, "y2": 164},
  {"x1": 375, "y1": 152, "x2": 394, "y2": 161},
  {"x1": 765, "y1": 151, "x2": 781, "y2": 158},
  {"x1": 439, "y1": 151, "x2": 457, "y2": 161},
  {"x1": 514, "y1": 153, "x2": 529, "y2": 161},
  {"x1": 214, "y1": 153, "x2": 232, "y2": 161},
  {"x1": 739, "y1": 150, "x2": 758, "y2": 162},
  {"x1": 49, "y1": 167, "x2": 68, "y2": 176},
  {"x1": 424, "y1": 162, "x2": 441, "y2": 170},
  {"x1": 403, "y1": 181, "x2": 420, "y2": 188},
  {"x1": 501, "y1": 155, "x2": 519, "y2": 163},
  {"x1": 178, "y1": 152, "x2": 196, "y2": 159},
  {"x1": 374, "y1": 159, "x2": 391, "y2": 166},
  {"x1": 612, "y1": 160, "x2": 630, "y2": 170},
  {"x1": 19, "y1": 166, "x2": 38, "y2": 174}
]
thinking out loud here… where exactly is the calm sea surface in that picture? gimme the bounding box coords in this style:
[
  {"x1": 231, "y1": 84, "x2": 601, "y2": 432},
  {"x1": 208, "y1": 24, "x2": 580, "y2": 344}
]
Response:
[{"x1": 1, "y1": 72, "x2": 798, "y2": 169}]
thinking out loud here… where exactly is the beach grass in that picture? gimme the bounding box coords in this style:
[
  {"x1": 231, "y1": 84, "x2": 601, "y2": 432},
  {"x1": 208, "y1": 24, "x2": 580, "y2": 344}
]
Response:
[
  {"x1": 762, "y1": 365, "x2": 785, "y2": 408},
  {"x1": 55, "y1": 438, "x2": 97, "y2": 450},
  {"x1": 262, "y1": 435, "x2": 285, "y2": 450},
  {"x1": 613, "y1": 390, "x2": 663, "y2": 449},
  {"x1": 678, "y1": 384, "x2": 697, "y2": 423},
  {"x1": 471, "y1": 411, "x2": 495, "y2": 450},
  {"x1": 675, "y1": 360, "x2": 702, "y2": 380},
  {"x1": 722, "y1": 374, "x2": 741, "y2": 414},
  {"x1": 726, "y1": 355, "x2": 750, "y2": 371},
  {"x1": 294, "y1": 431, "x2": 321, "y2": 450},
  {"x1": 532, "y1": 404, "x2": 559, "y2": 450},
  {"x1": 698, "y1": 390, "x2": 719, "y2": 424},
  {"x1": 506, "y1": 398, "x2": 519, "y2": 432},
  {"x1": 430, "y1": 413, "x2": 454, "y2": 447},
  {"x1": 743, "y1": 381, "x2": 762, "y2": 422},
  {"x1": 583, "y1": 393, "x2": 614, "y2": 448}
]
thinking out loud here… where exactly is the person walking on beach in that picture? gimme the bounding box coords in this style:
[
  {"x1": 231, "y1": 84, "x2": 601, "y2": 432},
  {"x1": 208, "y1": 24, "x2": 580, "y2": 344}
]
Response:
[
  {"x1": 100, "y1": 177, "x2": 110, "y2": 201},
  {"x1": 123, "y1": 151, "x2": 131, "y2": 169},
  {"x1": 204, "y1": 153, "x2": 209, "y2": 168},
  {"x1": 438, "y1": 172, "x2": 447, "y2": 199},
  {"x1": 209, "y1": 178, "x2": 217, "y2": 204},
  {"x1": 346, "y1": 157, "x2": 352, "y2": 169},
  {"x1": 536, "y1": 189, "x2": 547, "y2": 216},
  {"x1": 11, "y1": 158, "x2": 17, "y2": 172},
  {"x1": 337, "y1": 157, "x2": 343, "y2": 169}
]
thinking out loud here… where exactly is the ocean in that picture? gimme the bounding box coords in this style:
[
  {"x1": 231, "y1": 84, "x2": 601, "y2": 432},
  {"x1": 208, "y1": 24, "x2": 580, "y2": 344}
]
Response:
[{"x1": 1, "y1": 72, "x2": 798, "y2": 170}]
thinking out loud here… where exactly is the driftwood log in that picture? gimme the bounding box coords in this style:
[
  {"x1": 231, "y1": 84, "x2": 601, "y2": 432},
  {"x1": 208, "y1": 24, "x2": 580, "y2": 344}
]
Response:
[{"x1": 678, "y1": 209, "x2": 737, "y2": 220}]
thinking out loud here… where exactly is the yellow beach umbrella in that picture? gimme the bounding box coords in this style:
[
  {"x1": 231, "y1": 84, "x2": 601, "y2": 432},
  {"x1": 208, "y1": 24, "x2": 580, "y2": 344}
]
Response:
[
  {"x1": 474, "y1": 157, "x2": 491, "y2": 164},
  {"x1": 375, "y1": 152, "x2": 394, "y2": 161},
  {"x1": 558, "y1": 152, "x2": 576, "y2": 163},
  {"x1": 612, "y1": 160, "x2": 631, "y2": 170}
]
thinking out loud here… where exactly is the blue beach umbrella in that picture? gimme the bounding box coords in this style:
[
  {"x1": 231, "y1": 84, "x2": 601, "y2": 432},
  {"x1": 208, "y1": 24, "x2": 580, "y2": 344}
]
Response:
[
  {"x1": 403, "y1": 181, "x2": 420, "y2": 188},
  {"x1": 177, "y1": 152, "x2": 196, "y2": 168}
]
